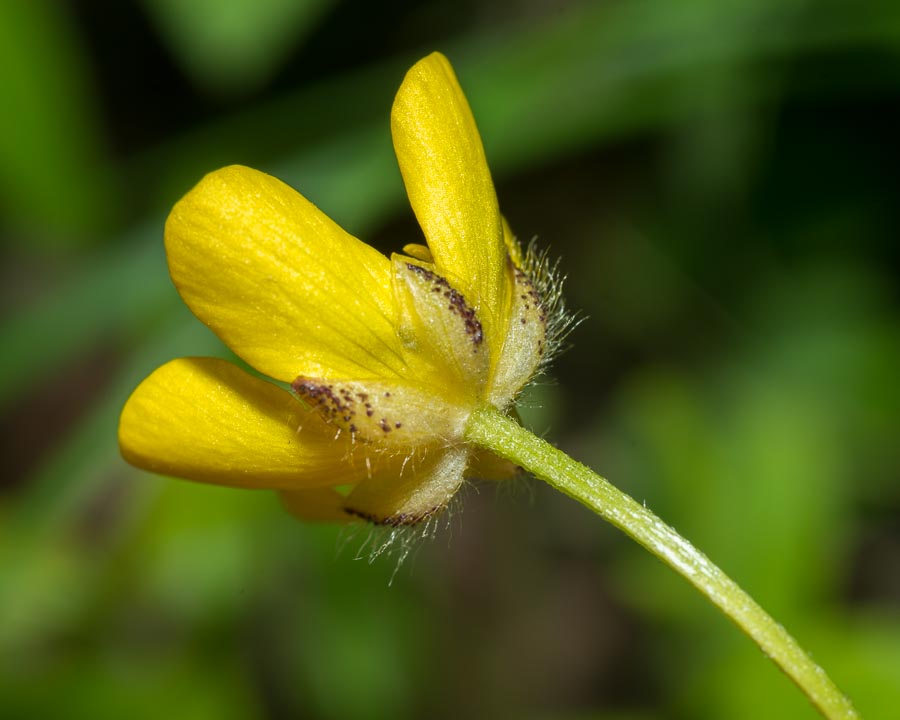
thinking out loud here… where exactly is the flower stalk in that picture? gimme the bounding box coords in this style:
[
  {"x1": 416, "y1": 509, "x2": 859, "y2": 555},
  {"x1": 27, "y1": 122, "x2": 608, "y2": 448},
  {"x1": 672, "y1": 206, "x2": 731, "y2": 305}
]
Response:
[{"x1": 464, "y1": 406, "x2": 859, "y2": 720}]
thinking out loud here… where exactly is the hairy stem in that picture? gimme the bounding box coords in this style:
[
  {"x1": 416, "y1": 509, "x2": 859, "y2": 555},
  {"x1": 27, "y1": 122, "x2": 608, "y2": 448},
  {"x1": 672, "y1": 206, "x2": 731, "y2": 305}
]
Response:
[{"x1": 465, "y1": 406, "x2": 858, "y2": 720}]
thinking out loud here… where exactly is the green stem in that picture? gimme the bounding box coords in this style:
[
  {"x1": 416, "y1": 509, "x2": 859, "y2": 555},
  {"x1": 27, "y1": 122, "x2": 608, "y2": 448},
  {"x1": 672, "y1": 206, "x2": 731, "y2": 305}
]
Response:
[{"x1": 465, "y1": 406, "x2": 858, "y2": 720}]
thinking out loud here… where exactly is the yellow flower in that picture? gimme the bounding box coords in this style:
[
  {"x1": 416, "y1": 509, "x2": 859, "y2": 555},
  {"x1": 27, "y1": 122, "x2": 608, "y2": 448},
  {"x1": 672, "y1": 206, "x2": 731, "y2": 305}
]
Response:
[{"x1": 119, "y1": 52, "x2": 552, "y2": 526}]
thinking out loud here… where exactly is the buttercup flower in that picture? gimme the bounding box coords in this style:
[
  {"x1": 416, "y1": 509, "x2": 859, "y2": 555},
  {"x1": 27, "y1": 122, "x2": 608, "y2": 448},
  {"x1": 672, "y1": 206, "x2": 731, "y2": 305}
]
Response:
[
  {"x1": 117, "y1": 53, "x2": 860, "y2": 717},
  {"x1": 119, "y1": 52, "x2": 553, "y2": 526}
]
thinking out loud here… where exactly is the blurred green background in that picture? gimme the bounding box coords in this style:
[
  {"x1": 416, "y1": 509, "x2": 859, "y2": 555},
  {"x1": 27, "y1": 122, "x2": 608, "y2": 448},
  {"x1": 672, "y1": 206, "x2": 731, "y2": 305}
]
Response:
[{"x1": 2, "y1": 0, "x2": 899, "y2": 718}]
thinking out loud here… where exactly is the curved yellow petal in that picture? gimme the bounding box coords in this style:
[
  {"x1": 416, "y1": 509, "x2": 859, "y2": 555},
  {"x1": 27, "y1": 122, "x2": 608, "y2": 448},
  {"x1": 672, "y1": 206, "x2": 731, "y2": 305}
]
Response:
[
  {"x1": 279, "y1": 488, "x2": 356, "y2": 524},
  {"x1": 165, "y1": 165, "x2": 408, "y2": 382},
  {"x1": 391, "y1": 53, "x2": 507, "y2": 341},
  {"x1": 401, "y1": 243, "x2": 433, "y2": 263},
  {"x1": 467, "y1": 448, "x2": 519, "y2": 482},
  {"x1": 119, "y1": 357, "x2": 365, "y2": 489}
]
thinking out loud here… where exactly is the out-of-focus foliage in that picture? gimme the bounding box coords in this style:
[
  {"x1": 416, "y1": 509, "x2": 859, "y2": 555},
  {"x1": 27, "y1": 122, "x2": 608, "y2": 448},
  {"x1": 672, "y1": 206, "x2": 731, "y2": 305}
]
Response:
[
  {"x1": 0, "y1": 0, "x2": 115, "y2": 243},
  {"x1": 1, "y1": 1, "x2": 898, "y2": 718},
  {"x1": 141, "y1": 0, "x2": 336, "y2": 94}
]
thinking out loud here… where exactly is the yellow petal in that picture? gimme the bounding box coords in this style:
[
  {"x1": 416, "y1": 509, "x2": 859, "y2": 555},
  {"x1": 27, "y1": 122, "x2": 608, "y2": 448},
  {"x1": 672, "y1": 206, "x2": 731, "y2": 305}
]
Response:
[
  {"x1": 165, "y1": 165, "x2": 408, "y2": 383},
  {"x1": 467, "y1": 448, "x2": 520, "y2": 482},
  {"x1": 401, "y1": 243, "x2": 433, "y2": 263},
  {"x1": 343, "y1": 446, "x2": 469, "y2": 525},
  {"x1": 279, "y1": 488, "x2": 356, "y2": 524},
  {"x1": 391, "y1": 255, "x2": 490, "y2": 395},
  {"x1": 391, "y1": 53, "x2": 507, "y2": 341},
  {"x1": 119, "y1": 357, "x2": 364, "y2": 489},
  {"x1": 501, "y1": 215, "x2": 525, "y2": 269}
]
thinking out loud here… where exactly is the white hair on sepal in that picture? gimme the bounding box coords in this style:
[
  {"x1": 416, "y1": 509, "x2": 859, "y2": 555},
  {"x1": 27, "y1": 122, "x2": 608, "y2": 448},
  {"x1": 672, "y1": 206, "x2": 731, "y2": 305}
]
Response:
[
  {"x1": 521, "y1": 236, "x2": 583, "y2": 377},
  {"x1": 333, "y1": 487, "x2": 465, "y2": 585}
]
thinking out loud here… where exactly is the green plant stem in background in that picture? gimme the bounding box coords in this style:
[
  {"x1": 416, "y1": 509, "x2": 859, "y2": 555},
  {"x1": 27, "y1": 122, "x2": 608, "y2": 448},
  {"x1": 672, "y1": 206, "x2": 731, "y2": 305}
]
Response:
[{"x1": 465, "y1": 407, "x2": 859, "y2": 720}]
